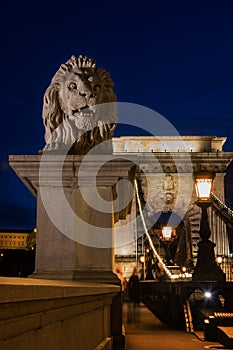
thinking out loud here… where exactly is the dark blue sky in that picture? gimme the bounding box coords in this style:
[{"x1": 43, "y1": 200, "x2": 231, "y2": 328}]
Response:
[{"x1": 1, "y1": 0, "x2": 233, "y2": 228}]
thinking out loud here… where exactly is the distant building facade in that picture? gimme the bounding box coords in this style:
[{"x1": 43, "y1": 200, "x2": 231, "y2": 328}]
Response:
[
  {"x1": 0, "y1": 229, "x2": 36, "y2": 277},
  {"x1": 0, "y1": 231, "x2": 29, "y2": 249}
]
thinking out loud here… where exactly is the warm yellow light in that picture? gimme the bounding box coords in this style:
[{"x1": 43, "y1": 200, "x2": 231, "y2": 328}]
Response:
[
  {"x1": 216, "y1": 256, "x2": 223, "y2": 264},
  {"x1": 139, "y1": 255, "x2": 145, "y2": 263},
  {"x1": 162, "y1": 226, "x2": 172, "y2": 239}
]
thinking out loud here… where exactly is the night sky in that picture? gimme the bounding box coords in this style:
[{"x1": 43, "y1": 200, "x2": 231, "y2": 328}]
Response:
[{"x1": 1, "y1": 0, "x2": 233, "y2": 228}]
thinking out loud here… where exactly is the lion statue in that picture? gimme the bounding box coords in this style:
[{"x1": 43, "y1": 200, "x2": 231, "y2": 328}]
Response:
[{"x1": 42, "y1": 55, "x2": 117, "y2": 154}]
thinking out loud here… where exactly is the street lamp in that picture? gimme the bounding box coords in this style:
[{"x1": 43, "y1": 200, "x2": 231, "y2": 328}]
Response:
[
  {"x1": 216, "y1": 256, "x2": 223, "y2": 265},
  {"x1": 162, "y1": 226, "x2": 173, "y2": 240},
  {"x1": 192, "y1": 171, "x2": 225, "y2": 282},
  {"x1": 139, "y1": 255, "x2": 145, "y2": 264},
  {"x1": 160, "y1": 226, "x2": 176, "y2": 265},
  {"x1": 139, "y1": 255, "x2": 145, "y2": 280}
]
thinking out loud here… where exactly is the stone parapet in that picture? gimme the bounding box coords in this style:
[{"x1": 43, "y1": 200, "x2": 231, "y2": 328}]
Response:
[{"x1": 0, "y1": 277, "x2": 119, "y2": 350}]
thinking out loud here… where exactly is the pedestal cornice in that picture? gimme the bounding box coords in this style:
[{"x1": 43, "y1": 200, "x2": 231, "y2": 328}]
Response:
[{"x1": 9, "y1": 154, "x2": 136, "y2": 196}]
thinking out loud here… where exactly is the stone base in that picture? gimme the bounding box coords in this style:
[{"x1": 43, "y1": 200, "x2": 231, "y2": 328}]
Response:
[
  {"x1": 192, "y1": 270, "x2": 226, "y2": 282},
  {"x1": 192, "y1": 240, "x2": 226, "y2": 282},
  {"x1": 31, "y1": 269, "x2": 120, "y2": 285}
]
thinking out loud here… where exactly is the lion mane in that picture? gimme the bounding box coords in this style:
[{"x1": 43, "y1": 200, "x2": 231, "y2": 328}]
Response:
[{"x1": 42, "y1": 55, "x2": 117, "y2": 154}]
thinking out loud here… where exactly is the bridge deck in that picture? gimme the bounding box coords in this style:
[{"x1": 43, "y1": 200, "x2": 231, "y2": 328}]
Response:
[{"x1": 123, "y1": 303, "x2": 222, "y2": 349}]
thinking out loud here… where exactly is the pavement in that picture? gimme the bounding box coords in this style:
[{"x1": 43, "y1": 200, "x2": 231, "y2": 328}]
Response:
[{"x1": 123, "y1": 303, "x2": 228, "y2": 350}]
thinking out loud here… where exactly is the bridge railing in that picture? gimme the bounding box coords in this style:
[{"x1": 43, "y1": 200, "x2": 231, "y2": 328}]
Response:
[
  {"x1": 221, "y1": 256, "x2": 233, "y2": 282},
  {"x1": 211, "y1": 193, "x2": 233, "y2": 222},
  {"x1": 211, "y1": 192, "x2": 233, "y2": 255}
]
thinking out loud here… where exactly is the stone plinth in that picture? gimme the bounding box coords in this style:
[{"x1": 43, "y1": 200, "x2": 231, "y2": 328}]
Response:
[{"x1": 9, "y1": 155, "x2": 135, "y2": 284}]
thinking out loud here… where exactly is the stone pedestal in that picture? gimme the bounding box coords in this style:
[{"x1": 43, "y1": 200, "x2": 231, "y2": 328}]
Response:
[
  {"x1": 192, "y1": 240, "x2": 226, "y2": 282},
  {"x1": 9, "y1": 155, "x2": 135, "y2": 284}
]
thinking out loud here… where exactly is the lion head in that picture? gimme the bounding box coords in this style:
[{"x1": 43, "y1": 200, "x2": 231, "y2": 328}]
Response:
[{"x1": 42, "y1": 55, "x2": 117, "y2": 154}]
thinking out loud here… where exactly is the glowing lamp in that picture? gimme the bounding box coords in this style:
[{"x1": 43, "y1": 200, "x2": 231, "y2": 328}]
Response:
[
  {"x1": 194, "y1": 171, "x2": 215, "y2": 202},
  {"x1": 139, "y1": 255, "x2": 145, "y2": 264},
  {"x1": 216, "y1": 256, "x2": 223, "y2": 264},
  {"x1": 204, "y1": 292, "x2": 212, "y2": 299},
  {"x1": 162, "y1": 226, "x2": 172, "y2": 240}
]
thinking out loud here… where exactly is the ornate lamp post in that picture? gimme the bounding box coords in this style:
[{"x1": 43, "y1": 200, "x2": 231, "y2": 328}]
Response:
[{"x1": 192, "y1": 171, "x2": 225, "y2": 282}]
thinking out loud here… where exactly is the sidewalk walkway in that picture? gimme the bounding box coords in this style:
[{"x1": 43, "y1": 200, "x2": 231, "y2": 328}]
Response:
[{"x1": 123, "y1": 303, "x2": 226, "y2": 350}]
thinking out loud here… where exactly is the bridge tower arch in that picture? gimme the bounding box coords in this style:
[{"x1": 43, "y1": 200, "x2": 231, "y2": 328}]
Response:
[{"x1": 113, "y1": 136, "x2": 233, "y2": 278}]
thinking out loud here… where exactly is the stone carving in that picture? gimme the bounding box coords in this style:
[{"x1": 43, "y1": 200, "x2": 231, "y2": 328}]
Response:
[
  {"x1": 42, "y1": 55, "x2": 117, "y2": 154},
  {"x1": 164, "y1": 192, "x2": 174, "y2": 204},
  {"x1": 163, "y1": 174, "x2": 175, "y2": 191}
]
